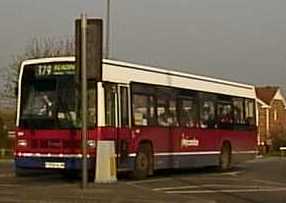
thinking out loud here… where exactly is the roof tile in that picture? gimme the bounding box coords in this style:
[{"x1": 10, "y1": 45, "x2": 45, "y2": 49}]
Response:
[{"x1": 255, "y1": 86, "x2": 279, "y2": 105}]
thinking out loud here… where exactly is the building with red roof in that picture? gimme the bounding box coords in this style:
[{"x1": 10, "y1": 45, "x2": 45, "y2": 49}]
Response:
[{"x1": 256, "y1": 86, "x2": 286, "y2": 151}]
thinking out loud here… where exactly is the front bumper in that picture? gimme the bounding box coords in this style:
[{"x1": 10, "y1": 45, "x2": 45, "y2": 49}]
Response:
[{"x1": 15, "y1": 156, "x2": 95, "y2": 170}]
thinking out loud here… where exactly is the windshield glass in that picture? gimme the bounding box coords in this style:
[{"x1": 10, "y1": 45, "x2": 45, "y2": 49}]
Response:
[
  {"x1": 22, "y1": 79, "x2": 56, "y2": 118},
  {"x1": 19, "y1": 62, "x2": 78, "y2": 129}
]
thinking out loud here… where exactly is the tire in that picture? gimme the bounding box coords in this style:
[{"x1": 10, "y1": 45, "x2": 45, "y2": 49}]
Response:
[
  {"x1": 219, "y1": 143, "x2": 232, "y2": 171},
  {"x1": 133, "y1": 144, "x2": 153, "y2": 179}
]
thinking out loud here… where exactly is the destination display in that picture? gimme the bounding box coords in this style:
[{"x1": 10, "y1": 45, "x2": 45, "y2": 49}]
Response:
[{"x1": 35, "y1": 63, "x2": 75, "y2": 77}]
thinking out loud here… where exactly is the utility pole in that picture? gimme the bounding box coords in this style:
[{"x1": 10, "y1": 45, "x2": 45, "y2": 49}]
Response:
[
  {"x1": 81, "y1": 13, "x2": 88, "y2": 189},
  {"x1": 106, "y1": 0, "x2": 111, "y2": 59}
]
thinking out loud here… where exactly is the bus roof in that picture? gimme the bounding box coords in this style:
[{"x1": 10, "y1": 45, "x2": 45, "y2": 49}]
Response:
[{"x1": 20, "y1": 56, "x2": 255, "y2": 99}]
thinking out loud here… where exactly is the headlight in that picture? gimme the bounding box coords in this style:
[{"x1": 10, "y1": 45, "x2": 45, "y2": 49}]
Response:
[
  {"x1": 17, "y1": 139, "x2": 28, "y2": 147},
  {"x1": 87, "y1": 140, "x2": 96, "y2": 148}
]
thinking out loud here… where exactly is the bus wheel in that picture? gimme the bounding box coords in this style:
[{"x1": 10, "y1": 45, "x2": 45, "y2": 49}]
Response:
[
  {"x1": 133, "y1": 144, "x2": 153, "y2": 179},
  {"x1": 219, "y1": 142, "x2": 232, "y2": 171}
]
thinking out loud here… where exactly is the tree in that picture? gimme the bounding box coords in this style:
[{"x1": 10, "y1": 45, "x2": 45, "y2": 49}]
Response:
[{"x1": 1, "y1": 37, "x2": 74, "y2": 101}]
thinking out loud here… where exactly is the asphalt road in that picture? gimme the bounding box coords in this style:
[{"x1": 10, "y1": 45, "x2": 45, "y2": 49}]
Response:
[{"x1": 0, "y1": 157, "x2": 286, "y2": 203}]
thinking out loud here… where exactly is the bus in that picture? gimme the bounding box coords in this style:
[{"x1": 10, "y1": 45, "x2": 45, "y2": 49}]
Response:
[{"x1": 15, "y1": 56, "x2": 257, "y2": 178}]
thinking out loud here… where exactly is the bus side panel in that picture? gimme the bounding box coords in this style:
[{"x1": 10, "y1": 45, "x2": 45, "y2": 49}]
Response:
[
  {"x1": 130, "y1": 127, "x2": 173, "y2": 170},
  {"x1": 171, "y1": 128, "x2": 220, "y2": 168},
  {"x1": 128, "y1": 127, "x2": 257, "y2": 170},
  {"x1": 217, "y1": 129, "x2": 257, "y2": 164}
]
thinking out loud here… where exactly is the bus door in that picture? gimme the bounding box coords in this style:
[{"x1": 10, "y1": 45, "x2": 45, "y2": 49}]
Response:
[
  {"x1": 116, "y1": 85, "x2": 131, "y2": 168},
  {"x1": 104, "y1": 82, "x2": 118, "y2": 141},
  {"x1": 104, "y1": 82, "x2": 132, "y2": 168}
]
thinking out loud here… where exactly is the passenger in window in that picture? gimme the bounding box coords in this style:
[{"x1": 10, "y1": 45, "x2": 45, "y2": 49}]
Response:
[
  {"x1": 158, "y1": 106, "x2": 177, "y2": 127},
  {"x1": 201, "y1": 102, "x2": 215, "y2": 128},
  {"x1": 217, "y1": 105, "x2": 233, "y2": 129},
  {"x1": 169, "y1": 112, "x2": 178, "y2": 126},
  {"x1": 39, "y1": 93, "x2": 53, "y2": 117},
  {"x1": 180, "y1": 108, "x2": 194, "y2": 127},
  {"x1": 158, "y1": 108, "x2": 170, "y2": 126},
  {"x1": 219, "y1": 108, "x2": 232, "y2": 124}
]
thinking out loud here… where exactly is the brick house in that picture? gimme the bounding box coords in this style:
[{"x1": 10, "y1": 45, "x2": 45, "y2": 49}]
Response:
[{"x1": 256, "y1": 86, "x2": 286, "y2": 150}]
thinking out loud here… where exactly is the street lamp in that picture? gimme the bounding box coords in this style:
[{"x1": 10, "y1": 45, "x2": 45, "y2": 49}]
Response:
[{"x1": 106, "y1": 0, "x2": 111, "y2": 59}]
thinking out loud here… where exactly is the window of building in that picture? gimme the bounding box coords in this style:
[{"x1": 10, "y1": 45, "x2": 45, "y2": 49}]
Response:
[{"x1": 274, "y1": 109, "x2": 278, "y2": 121}]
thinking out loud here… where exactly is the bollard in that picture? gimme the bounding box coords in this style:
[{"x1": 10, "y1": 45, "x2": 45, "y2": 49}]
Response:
[{"x1": 95, "y1": 140, "x2": 117, "y2": 183}]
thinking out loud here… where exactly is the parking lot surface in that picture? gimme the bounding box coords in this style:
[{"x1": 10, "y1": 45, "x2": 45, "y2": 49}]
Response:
[{"x1": 0, "y1": 157, "x2": 286, "y2": 202}]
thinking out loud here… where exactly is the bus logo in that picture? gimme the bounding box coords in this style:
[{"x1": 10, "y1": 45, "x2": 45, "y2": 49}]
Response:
[{"x1": 181, "y1": 134, "x2": 199, "y2": 147}]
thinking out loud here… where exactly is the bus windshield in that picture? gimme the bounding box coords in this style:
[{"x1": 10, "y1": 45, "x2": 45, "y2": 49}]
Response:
[
  {"x1": 19, "y1": 63, "x2": 78, "y2": 129},
  {"x1": 22, "y1": 79, "x2": 57, "y2": 118}
]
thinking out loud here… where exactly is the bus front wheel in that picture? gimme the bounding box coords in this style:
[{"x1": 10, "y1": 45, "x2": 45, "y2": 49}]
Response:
[{"x1": 133, "y1": 144, "x2": 153, "y2": 179}]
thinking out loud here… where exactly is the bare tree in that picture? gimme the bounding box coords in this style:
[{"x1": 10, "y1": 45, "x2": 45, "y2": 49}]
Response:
[{"x1": 1, "y1": 37, "x2": 74, "y2": 103}]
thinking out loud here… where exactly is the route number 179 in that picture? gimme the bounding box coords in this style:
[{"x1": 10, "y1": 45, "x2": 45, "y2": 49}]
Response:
[{"x1": 37, "y1": 65, "x2": 52, "y2": 76}]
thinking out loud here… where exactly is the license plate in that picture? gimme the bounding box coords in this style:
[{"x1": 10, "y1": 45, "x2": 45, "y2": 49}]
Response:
[{"x1": 45, "y1": 162, "x2": 65, "y2": 169}]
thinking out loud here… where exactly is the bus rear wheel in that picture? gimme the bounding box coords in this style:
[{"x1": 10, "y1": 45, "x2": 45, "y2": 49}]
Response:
[
  {"x1": 219, "y1": 142, "x2": 232, "y2": 171},
  {"x1": 133, "y1": 144, "x2": 153, "y2": 179}
]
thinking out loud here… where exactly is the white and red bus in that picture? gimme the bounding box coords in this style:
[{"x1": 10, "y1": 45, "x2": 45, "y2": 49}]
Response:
[{"x1": 15, "y1": 56, "x2": 257, "y2": 178}]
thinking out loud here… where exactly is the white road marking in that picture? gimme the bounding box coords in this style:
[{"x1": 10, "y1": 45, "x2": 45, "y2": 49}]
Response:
[
  {"x1": 127, "y1": 177, "x2": 172, "y2": 184},
  {"x1": 153, "y1": 185, "x2": 200, "y2": 191},
  {"x1": 215, "y1": 171, "x2": 243, "y2": 176},
  {"x1": 251, "y1": 178, "x2": 286, "y2": 186},
  {"x1": 153, "y1": 184, "x2": 271, "y2": 191},
  {"x1": 165, "y1": 187, "x2": 286, "y2": 194}
]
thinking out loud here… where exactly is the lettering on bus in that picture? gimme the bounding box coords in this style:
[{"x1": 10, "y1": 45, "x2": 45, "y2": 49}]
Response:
[
  {"x1": 35, "y1": 64, "x2": 75, "y2": 77},
  {"x1": 36, "y1": 64, "x2": 52, "y2": 77},
  {"x1": 180, "y1": 133, "x2": 199, "y2": 147}
]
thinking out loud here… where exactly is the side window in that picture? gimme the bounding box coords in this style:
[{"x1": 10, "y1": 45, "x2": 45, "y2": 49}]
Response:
[
  {"x1": 245, "y1": 99, "x2": 255, "y2": 126},
  {"x1": 105, "y1": 83, "x2": 116, "y2": 126},
  {"x1": 157, "y1": 97, "x2": 177, "y2": 127},
  {"x1": 200, "y1": 94, "x2": 216, "y2": 128},
  {"x1": 217, "y1": 101, "x2": 233, "y2": 128},
  {"x1": 120, "y1": 86, "x2": 129, "y2": 127},
  {"x1": 133, "y1": 94, "x2": 155, "y2": 126},
  {"x1": 178, "y1": 97, "x2": 198, "y2": 127},
  {"x1": 233, "y1": 98, "x2": 245, "y2": 125}
]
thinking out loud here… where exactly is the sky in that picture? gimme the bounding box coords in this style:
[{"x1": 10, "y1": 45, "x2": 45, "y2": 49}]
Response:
[{"x1": 0, "y1": 0, "x2": 286, "y2": 94}]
